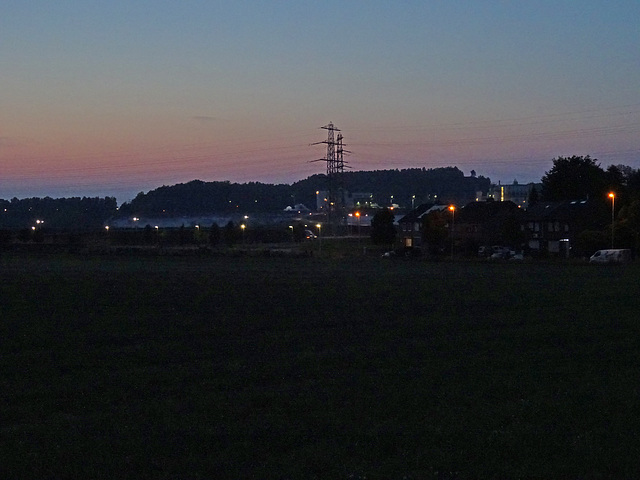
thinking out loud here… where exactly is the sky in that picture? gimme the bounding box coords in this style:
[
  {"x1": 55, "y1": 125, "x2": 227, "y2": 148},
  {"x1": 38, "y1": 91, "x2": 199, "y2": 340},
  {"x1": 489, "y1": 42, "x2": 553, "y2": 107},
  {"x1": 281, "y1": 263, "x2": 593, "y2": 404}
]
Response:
[{"x1": 2, "y1": 1, "x2": 639, "y2": 203}]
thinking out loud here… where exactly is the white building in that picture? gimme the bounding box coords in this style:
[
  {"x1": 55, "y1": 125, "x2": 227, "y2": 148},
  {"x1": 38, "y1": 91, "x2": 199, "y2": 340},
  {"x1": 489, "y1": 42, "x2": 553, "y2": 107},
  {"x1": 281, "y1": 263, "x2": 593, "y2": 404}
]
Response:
[{"x1": 487, "y1": 181, "x2": 540, "y2": 209}]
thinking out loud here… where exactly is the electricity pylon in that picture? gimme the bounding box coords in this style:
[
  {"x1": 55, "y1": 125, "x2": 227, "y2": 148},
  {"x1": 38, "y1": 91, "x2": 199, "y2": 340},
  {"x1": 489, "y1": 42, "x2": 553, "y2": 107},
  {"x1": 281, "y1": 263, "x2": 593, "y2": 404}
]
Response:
[{"x1": 311, "y1": 122, "x2": 349, "y2": 229}]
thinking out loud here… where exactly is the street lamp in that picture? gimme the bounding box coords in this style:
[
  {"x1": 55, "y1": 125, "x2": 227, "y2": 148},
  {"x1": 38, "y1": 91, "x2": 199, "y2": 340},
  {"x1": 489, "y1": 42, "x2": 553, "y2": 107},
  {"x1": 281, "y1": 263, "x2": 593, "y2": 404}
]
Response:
[
  {"x1": 240, "y1": 223, "x2": 246, "y2": 244},
  {"x1": 609, "y1": 192, "x2": 615, "y2": 248},
  {"x1": 449, "y1": 205, "x2": 456, "y2": 259},
  {"x1": 316, "y1": 223, "x2": 322, "y2": 254},
  {"x1": 355, "y1": 211, "x2": 361, "y2": 238}
]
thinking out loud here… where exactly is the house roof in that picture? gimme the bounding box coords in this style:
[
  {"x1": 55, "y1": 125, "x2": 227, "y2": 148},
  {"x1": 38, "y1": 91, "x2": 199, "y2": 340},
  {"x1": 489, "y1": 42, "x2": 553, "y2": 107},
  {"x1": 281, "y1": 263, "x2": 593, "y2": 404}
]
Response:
[
  {"x1": 398, "y1": 203, "x2": 440, "y2": 223},
  {"x1": 455, "y1": 201, "x2": 520, "y2": 224},
  {"x1": 525, "y1": 200, "x2": 608, "y2": 228},
  {"x1": 526, "y1": 200, "x2": 596, "y2": 219}
]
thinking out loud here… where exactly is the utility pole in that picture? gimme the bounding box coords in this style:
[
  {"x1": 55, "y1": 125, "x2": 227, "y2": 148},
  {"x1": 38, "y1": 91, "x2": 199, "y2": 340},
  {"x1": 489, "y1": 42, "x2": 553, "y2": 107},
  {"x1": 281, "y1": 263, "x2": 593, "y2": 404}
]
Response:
[{"x1": 311, "y1": 122, "x2": 349, "y2": 231}]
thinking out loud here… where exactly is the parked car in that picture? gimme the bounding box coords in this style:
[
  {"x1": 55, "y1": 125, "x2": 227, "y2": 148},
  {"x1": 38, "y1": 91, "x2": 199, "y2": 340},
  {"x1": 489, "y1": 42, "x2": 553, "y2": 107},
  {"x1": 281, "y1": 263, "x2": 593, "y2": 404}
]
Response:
[
  {"x1": 589, "y1": 249, "x2": 631, "y2": 264},
  {"x1": 489, "y1": 246, "x2": 511, "y2": 260}
]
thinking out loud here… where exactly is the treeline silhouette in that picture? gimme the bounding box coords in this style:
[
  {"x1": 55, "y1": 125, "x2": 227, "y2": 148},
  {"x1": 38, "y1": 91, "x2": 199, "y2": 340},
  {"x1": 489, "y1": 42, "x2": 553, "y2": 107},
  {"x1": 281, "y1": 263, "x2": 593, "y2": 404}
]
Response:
[
  {"x1": 339, "y1": 166, "x2": 490, "y2": 205},
  {"x1": 1, "y1": 167, "x2": 490, "y2": 229},
  {"x1": 118, "y1": 180, "x2": 295, "y2": 216},
  {"x1": 0, "y1": 196, "x2": 117, "y2": 230},
  {"x1": 118, "y1": 167, "x2": 489, "y2": 216}
]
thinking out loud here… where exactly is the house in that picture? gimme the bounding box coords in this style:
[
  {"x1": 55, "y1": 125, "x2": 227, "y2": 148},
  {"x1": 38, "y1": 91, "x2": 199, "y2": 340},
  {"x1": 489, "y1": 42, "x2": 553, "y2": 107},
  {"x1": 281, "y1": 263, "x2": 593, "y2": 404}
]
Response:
[
  {"x1": 453, "y1": 200, "x2": 523, "y2": 253},
  {"x1": 398, "y1": 203, "x2": 448, "y2": 248},
  {"x1": 523, "y1": 200, "x2": 609, "y2": 257}
]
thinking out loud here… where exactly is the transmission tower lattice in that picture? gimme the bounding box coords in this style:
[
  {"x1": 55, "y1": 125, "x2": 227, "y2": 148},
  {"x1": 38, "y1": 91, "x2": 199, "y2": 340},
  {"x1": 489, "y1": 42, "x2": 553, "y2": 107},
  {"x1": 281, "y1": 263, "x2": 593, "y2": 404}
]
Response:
[{"x1": 311, "y1": 122, "x2": 350, "y2": 223}]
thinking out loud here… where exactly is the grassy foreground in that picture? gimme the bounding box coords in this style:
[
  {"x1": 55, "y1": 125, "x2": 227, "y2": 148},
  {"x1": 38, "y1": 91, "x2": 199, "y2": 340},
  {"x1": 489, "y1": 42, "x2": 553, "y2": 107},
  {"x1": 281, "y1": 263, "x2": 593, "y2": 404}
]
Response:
[{"x1": 1, "y1": 253, "x2": 640, "y2": 478}]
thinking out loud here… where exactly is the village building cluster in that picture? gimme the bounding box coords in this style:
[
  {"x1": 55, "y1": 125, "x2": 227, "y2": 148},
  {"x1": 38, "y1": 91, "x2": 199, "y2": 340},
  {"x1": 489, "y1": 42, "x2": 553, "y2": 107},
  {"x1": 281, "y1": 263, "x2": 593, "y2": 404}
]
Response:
[{"x1": 396, "y1": 181, "x2": 612, "y2": 259}]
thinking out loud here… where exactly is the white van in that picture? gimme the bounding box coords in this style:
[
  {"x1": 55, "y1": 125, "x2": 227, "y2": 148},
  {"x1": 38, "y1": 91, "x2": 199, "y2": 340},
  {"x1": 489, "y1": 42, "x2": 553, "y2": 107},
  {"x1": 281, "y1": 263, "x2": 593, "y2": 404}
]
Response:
[{"x1": 589, "y1": 249, "x2": 631, "y2": 264}]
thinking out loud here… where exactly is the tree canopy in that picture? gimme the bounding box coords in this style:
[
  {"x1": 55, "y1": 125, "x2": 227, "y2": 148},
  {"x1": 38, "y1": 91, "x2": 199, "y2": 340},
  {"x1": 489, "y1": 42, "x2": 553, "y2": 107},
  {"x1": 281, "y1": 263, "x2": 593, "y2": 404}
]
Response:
[
  {"x1": 370, "y1": 208, "x2": 396, "y2": 246},
  {"x1": 541, "y1": 156, "x2": 608, "y2": 201},
  {"x1": 0, "y1": 196, "x2": 117, "y2": 229}
]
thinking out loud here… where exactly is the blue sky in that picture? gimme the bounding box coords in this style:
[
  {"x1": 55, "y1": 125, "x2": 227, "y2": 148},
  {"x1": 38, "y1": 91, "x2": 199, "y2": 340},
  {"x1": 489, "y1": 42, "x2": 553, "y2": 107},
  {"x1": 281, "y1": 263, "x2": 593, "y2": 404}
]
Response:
[{"x1": 2, "y1": 1, "x2": 639, "y2": 202}]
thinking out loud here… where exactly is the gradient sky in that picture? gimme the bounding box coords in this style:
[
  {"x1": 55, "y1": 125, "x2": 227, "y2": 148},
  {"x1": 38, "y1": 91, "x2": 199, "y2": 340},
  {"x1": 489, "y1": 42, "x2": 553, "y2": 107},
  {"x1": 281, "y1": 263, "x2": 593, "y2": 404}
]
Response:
[{"x1": 2, "y1": 1, "x2": 639, "y2": 202}]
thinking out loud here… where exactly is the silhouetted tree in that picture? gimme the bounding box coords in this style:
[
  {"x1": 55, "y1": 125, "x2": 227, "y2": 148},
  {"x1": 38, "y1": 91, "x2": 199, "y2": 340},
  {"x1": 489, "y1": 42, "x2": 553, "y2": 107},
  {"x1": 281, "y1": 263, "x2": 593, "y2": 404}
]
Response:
[
  {"x1": 223, "y1": 221, "x2": 238, "y2": 246},
  {"x1": 421, "y1": 211, "x2": 447, "y2": 255},
  {"x1": 527, "y1": 185, "x2": 539, "y2": 206},
  {"x1": 627, "y1": 169, "x2": 640, "y2": 199},
  {"x1": 371, "y1": 208, "x2": 396, "y2": 247},
  {"x1": 209, "y1": 223, "x2": 221, "y2": 246},
  {"x1": 618, "y1": 198, "x2": 640, "y2": 252},
  {"x1": 541, "y1": 156, "x2": 607, "y2": 201}
]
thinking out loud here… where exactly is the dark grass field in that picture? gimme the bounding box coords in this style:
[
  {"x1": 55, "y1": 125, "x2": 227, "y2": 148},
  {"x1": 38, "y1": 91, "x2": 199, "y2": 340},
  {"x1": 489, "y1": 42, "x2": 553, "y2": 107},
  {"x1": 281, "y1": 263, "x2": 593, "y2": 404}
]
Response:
[{"x1": 2, "y1": 253, "x2": 640, "y2": 478}]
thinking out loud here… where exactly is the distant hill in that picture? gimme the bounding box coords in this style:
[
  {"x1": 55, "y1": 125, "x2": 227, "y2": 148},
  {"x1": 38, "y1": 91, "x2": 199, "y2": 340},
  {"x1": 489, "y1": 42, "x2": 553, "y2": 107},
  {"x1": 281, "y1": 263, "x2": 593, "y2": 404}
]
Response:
[
  {"x1": 295, "y1": 166, "x2": 490, "y2": 207},
  {"x1": 117, "y1": 167, "x2": 491, "y2": 216},
  {"x1": 117, "y1": 180, "x2": 293, "y2": 217}
]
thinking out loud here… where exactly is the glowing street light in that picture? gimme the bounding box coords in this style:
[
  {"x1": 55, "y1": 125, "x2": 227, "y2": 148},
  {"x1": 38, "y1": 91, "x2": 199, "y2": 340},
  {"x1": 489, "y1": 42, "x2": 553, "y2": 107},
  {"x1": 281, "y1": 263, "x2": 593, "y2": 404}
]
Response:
[
  {"x1": 240, "y1": 223, "x2": 246, "y2": 244},
  {"x1": 609, "y1": 192, "x2": 615, "y2": 248},
  {"x1": 449, "y1": 205, "x2": 456, "y2": 259},
  {"x1": 316, "y1": 223, "x2": 322, "y2": 254}
]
